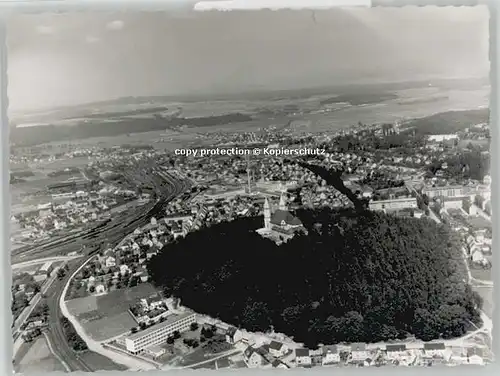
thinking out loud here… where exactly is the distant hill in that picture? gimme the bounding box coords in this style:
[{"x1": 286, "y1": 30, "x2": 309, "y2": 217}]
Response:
[
  {"x1": 405, "y1": 108, "x2": 490, "y2": 135},
  {"x1": 10, "y1": 76, "x2": 488, "y2": 123}
]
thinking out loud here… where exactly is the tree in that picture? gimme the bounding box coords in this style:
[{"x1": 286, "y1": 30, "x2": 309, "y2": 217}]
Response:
[
  {"x1": 166, "y1": 336, "x2": 174, "y2": 344},
  {"x1": 41, "y1": 302, "x2": 49, "y2": 316},
  {"x1": 201, "y1": 327, "x2": 214, "y2": 339},
  {"x1": 57, "y1": 268, "x2": 66, "y2": 280},
  {"x1": 173, "y1": 330, "x2": 181, "y2": 339},
  {"x1": 462, "y1": 197, "x2": 472, "y2": 214},
  {"x1": 190, "y1": 322, "x2": 199, "y2": 331},
  {"x1": 89, "y1": 285, "x2": 95, "y2": 293}
]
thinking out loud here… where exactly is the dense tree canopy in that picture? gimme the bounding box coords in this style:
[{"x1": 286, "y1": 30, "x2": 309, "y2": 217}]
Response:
[
  {"x1": 427, "y1": 149, "x2": 490, "y2": 181},
  {"x1": 148, "y1": 208, "x2": 482, "y2": 348}
]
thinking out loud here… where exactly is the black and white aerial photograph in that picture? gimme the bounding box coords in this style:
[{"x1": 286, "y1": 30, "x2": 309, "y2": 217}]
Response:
[{"x1": 8, "y1": 5, "x2": 493, "y2": 373}]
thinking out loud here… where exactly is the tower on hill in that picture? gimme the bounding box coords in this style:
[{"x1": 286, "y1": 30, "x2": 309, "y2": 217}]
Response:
[{"x1": 256, "y1": 192, "x2": 307, "y2": 245}]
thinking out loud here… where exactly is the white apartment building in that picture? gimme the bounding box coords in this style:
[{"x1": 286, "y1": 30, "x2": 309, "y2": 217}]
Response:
[
  {"x1": 369, "y1": 197, "x2": 418, "y2": 212},
  {"x1": 124, "y1": 312, "x2": 196, "y2": 354},
  {"x1": 422, "y1": 185, "x2": 464, "y2": 199}
]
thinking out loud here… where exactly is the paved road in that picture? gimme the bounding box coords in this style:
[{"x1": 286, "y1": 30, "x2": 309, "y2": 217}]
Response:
[
  {"x1": 42, "y1": 170, "x2": 190, "y2": 372},
  {"x1": 44, "y1": 261, "x2": 94, "y2": 372}
]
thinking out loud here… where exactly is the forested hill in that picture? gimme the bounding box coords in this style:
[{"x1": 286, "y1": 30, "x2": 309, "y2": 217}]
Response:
[
  {"x1": 405, "y1": 108, "x2": 489, "y2": 135},
  {"x1": 148, "y1": 208, "x2": 482, "y2": 348}
]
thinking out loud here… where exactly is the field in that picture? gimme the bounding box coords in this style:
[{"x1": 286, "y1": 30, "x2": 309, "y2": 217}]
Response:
[
  {"x1": 470, "y1": 264, "x2": 492, "y2": 282},
  {"x1": 79, "y1": 351, "x2": 129, "y2": 372},
  {"x1": 81, "y1": 311, "x2": 137, "y2": 341},
  {"x1": 66, "y1": 295, "x2": 99, "y2": 316},
  {"x1": 10, "y1": 80, "x2": 491, "y2": 150},
  {"x1": 10, "y1": 157, "x2": 85, "y2": 209},
  {"x1": 15, "y1": 337, "x2": 66, "y2": 373},
  {"x1": 66, "y1": 283, "x2": 159, "y2": 341},
  {"x1": 38, "y1": 156, "x2": 91, "y2": 172}
]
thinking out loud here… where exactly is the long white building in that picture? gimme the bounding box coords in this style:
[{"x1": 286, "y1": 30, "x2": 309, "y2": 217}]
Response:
[
  {"x1": 369, "y1": 197, "x2": 418, "y2": 212},
  {"x1": 422, "y1": 185, "x2": 465, "y2": 199},
  {"x1": 124, "y1": 312, "x2": 196, "y2": 354}
]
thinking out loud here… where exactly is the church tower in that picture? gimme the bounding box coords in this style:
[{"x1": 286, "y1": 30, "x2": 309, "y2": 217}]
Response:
[
  {"x1": 264, "y1": 198, "x2": 271, "y2": 230},
  {"x1": 279, "y1": 192, "x2": 287, "y2": 211}
]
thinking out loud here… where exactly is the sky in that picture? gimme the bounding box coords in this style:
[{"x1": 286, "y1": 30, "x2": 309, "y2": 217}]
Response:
[{"x1": 6, "y1": 5, "x2": 490, "y2": 113}]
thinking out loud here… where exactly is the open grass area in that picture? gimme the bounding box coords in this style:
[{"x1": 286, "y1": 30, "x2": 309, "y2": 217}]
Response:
[
  {"x1": 67, "y1": 283, "x2": 158, "y2": 316},
  {"x1": 67, "y1": 284, "x2": 159, "y2": 341},
  {"x1": 470, "y1": 265, "x2": 492, "y2": 282},
  {"x1": 16, "y1": 337, "x2": 66, "y2": 374},
  {"x1": 82, "y1": 311, "x2": 137, "y2": 341},
  {"x1": 80, "y1": 350, "x2": 129, "y2": 371},
  {"x1": 94, "y1": 283, "x2": 158, "y2": 316},
  {"x1": 176, "y1": 346, "x2": 213, "y2": 366},
  {"x1": 66, "y1": 295, "x2": 99, "y2": 315}
]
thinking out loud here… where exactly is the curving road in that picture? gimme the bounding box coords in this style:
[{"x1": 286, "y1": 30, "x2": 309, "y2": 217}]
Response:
[{"x1": 20, "y1": 168, "x2": 190, "y2": 372}]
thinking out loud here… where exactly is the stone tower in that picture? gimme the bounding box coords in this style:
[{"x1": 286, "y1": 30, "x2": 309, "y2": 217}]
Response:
[
  {"x1": 264, "y1": 198, "x2": 271, "y2": 230},
  {"x1": 279, "y1": 192, "x2": 287, "y2": 211}
]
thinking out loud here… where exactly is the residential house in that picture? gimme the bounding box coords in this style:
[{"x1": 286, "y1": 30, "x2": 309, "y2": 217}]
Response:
[
  {"x1": 295, "y1": 348, "x2": 312, "y2": 367},
  {"x1": 142, "y1": 296, "x2": 163, "y2": 310},
  {"x1": 385, "y1": 344, "x2": 407, "y2": 361},
  {"x1": 146, "y1": 250, "x2": 158, "y2": 260},
  {"x1": 322, "y1": 345, "x2": 340, "y2": 365},
  {"x1": 309, "y1": 348, "x2": 323, "y2": 365},
  {"x1": 95, "y1": 284, "x2": 106, "y2": 295},
  {"x1": 34, "y1": 274, "x2": 47, "y2": 283},
  {"x1": 244, "y1": 346, "x2": 268, "y2": 368},
  {"x1": 351, "y1": 343, "x2": 370, "y2": 362},
  {"x1": 423, "y1": 343, "x2": 446, "y2": 358},
  {"x1": 120, "y1": 264, "x2": 130, "y2": 275},
  {"x1": 131, "y1": 242, "x2": 140, "y2": 252},
  {"x1": 467, "y1": 347, "x2": 485, "y2": 365},
  {"x1": 474, "y1": 229, "x2": 487, "y2": 242},
  {"x1": 268, "y1": 341, "x2": 288, "y2": 358},
  {"x1": 225, "y1": 327, "x2": 243, "y2": 344},
  {"x1": 105, "y1": 256, "x2": 116, "y2": 268},
  {"x1": 471, "y1": 249, "x2": 487, "y2": 265}
]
